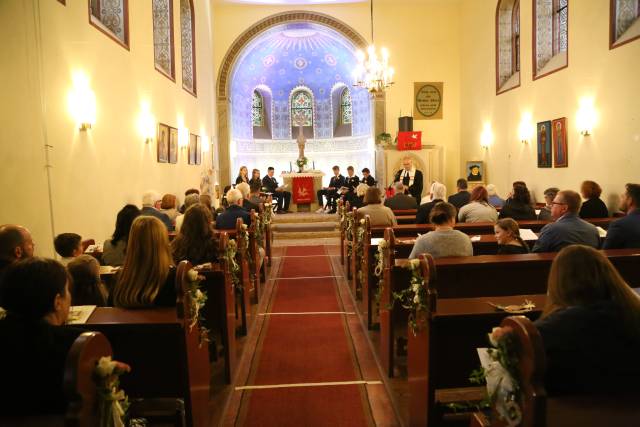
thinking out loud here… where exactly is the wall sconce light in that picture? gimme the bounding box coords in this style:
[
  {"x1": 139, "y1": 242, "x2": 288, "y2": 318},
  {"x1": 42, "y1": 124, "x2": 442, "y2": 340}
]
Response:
[
  {"x1": 178, "y1": 127, "x2": 189, "y2": 149},
  {"x1": 576, "y1": 98, "x2": 596, "y2": 136},
  {"x1": 518, "y1": 113, "x2": 534, "y2": 143},
  {"x1": 480, "y1": 123, "x2": 493, "y2": 149},
  {"x1": 67, "y1": 71, "x2": 96, "y2": 131},
  {"x1": 137, "y1": 102, "x2": 156, "y2": 144}
]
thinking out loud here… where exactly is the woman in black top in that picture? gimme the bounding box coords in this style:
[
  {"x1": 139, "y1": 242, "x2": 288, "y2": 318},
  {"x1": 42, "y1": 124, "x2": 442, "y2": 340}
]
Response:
[
  {"x1": 535, "y1": 245, "x2": 640, "y2": 395},
  {"x1": 579, "y1": 180, "x2": 609, "y2": 218},
  {"x1": 494, "y1": 218, "x2": 529, "y2": 254},
  {"x1": 249, "y1": 168, "x2": 262, "y2": 188},
  {"x1": 235, "y1": 165, "x2": 249, "y2": 185},
  {"x1": 0, "y1": 258, "x2": 82, "y2": 415},
  {"x1": 499, "y1": 183, "x2": 536, "y2": 220}
]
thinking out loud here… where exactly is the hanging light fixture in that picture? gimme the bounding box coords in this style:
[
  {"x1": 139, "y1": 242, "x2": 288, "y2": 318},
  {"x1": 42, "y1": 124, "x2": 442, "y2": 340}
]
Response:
[{"x1": 353, "y1": 0, "x2": 395, "y2": 93}]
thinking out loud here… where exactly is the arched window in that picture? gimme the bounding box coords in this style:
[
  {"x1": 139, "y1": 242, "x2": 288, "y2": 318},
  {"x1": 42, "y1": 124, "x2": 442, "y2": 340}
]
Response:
[
  {"x1": 89, "y1": 0, "x2": 129, "y2": 49},
  {"x1": 291, "y1": 90, "x2": 313, "y2": 127},
  {"x1": 153, "y1": 0, "x2": 174, "y2": 80},
  {"x1": 180, "y1": 0, "x2": 196, "y2": 96},
  {"x1": 496, "y1": 0, "x2": 521, "y2": 94},
  {"x1": 340, "y1": 88, "x2": 352, "y2": 125},
  {"x1": 611, "y1": 0, "x2": 640, "y2": 49},
  {"x1": 252, "y1": 91, "x2": 264, "y2": 127},
  {"x1": 533, "y1": 0, "x2": 568, "y2": 80}
]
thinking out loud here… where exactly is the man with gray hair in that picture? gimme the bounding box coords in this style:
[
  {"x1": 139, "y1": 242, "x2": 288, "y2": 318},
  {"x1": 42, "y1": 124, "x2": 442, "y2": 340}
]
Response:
[
  {"x1": 216, "y1": 189, "x2": 251, "y2": 229},
  {"x1": 532, "y1": 190, "x2": 600, "y2": 252},
  {"x1": 141, "y1": 190, "x2": 173, "y2": 231},
  {"x1": 384, "y1": 181, "x2": 418, "y2": 210},
  {"x1": 236, "y1": 182, "x2": 259, "y2": 212}
]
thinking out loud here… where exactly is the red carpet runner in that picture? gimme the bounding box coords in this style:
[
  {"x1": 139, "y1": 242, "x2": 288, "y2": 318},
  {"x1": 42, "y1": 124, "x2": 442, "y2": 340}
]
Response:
[{"x1": 236, "y1": 246, "x2": 374, "y2": 426}]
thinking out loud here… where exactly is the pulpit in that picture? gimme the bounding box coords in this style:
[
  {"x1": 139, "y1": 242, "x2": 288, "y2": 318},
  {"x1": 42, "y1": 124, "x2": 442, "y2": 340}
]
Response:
[
  {"x1": 375, "y1": 145, "x2": 445, "y2": 198},
  {"x1": 281, "y1": 171, "x2": 325, "y2": 212}
]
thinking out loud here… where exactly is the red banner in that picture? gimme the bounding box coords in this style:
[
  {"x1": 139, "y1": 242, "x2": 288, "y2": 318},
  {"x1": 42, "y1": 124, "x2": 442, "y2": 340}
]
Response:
[
  {"x1": 292, "y1": 176, "x2": 314, "y2": 204},
  {"x1": 397, "y1": 131, "x2": 422, "y2": 150}
]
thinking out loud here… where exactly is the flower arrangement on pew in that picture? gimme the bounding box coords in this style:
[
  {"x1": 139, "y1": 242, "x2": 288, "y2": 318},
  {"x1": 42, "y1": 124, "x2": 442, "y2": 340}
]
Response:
[
  {"x1": 391, "y1": 258, "x2": 428, "y2": 335},
  {"x1": 355, "y1": 219, "x2": 366, "y2": 294},
  {"x1": 224, "y1": 239, "x2": 241, "y2": 291},
  {"x1": 186, "y1": 268, "x2": 210, "y2": 347},
  {"x1": 471, "y1": 326, "x2": 523, "y2": 426},
  {"x1": 94, "y1": 356, "x2": 131, "y2": 427},
  {"x1": 373, "y1": 239, "x2": 387, "y2": 308},
  {"x1": 345, "y1": 211, "x2": 355, "y2": 257}
]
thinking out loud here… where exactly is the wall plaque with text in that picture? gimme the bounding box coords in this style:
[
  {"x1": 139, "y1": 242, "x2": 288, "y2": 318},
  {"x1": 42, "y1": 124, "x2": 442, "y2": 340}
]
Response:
[{"x1": 414, "y1": 82, "x2": 443, "y2": 120}]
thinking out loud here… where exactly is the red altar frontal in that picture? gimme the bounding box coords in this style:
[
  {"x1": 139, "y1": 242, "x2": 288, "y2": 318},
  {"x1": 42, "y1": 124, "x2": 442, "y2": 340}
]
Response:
[{"x1": 281, "y1": 171, "x2": 325, "y2": 212}]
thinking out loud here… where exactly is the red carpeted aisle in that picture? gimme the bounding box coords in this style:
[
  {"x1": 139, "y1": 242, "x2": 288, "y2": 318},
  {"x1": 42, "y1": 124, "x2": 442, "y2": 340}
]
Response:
[{"x1": 236, "y1": 246, "x2": 373, "y2": 427}]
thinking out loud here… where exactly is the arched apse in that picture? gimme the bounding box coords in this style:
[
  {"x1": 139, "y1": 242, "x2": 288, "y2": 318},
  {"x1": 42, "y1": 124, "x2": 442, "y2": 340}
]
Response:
[{"x1": 216, "y1": 11, "x2": 386, "y2": 185}]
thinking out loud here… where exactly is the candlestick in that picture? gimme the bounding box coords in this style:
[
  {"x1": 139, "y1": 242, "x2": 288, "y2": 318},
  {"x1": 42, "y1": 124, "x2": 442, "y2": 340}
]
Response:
[
  {"x1": 289, "y1": 161, "x2": 292, "y2": 172},
  {"x1": 312, "y1": 161, "x2": 315, "y2": 170}
]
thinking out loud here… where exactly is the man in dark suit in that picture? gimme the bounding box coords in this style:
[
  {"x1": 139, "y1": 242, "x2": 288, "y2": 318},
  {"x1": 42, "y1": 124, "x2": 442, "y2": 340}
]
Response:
[
  {"x1": 316, "y1": 165, "x2": 345, "y2": 214},
  {"x1": 532, "y1": 190, "x2": 600, "y2": 253},
  {"x1": 262, "y1": 167, "x2": 291, "y2": 213},
  {"x1": 603, "y1": 183, "x2": 640, "y2": 249},
  {"x1": 361, "y1": 168, "x2": 376, "y2": 186},
  {"x1": 342, "y1": 166, "x2": 360, "y2": 206},
  {"x1": 448, "y1": 178, "x2": 471, "y2": 211},
  {"x1": 393, "y1": 156, "x2": 423, "y2": 206},
  {"x1": 215, "y1": 189, "x2": 251, "y2": 229},
  {"x1": 384, "y1": 181, "x2": 418, "y2": 210}
]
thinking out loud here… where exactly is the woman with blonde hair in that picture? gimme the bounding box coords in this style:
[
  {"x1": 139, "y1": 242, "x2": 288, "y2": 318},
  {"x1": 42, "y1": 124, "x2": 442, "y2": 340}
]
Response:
[
  {"x1": 494, "y1": 218, "x2": 529, "y2": 254},
  {"x1": 536, "y1": 245, "x2": 640, "y2": 394},
  {"x1": 111, "y1": 216, "x2": 176, "y2": 308},
  {"x1": 235, "y1": 166, "x2": 249, "y2": 185}
]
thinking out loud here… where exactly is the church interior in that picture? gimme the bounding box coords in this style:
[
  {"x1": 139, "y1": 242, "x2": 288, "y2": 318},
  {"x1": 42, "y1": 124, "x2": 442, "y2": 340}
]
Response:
[{"x1": 1, "y1": 0, "x2": 639, "y2": 426}]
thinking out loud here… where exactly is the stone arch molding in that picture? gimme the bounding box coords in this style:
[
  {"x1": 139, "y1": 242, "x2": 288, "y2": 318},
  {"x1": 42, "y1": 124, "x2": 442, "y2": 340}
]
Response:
[{"x1": 215, "y1": 11, "x2": 386, "y2": 186}]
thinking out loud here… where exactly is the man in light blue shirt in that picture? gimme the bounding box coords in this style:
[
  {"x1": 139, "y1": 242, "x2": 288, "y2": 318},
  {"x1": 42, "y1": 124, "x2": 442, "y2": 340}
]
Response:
[{"x1": 532, "y1": 190, "x2": 599, "y2": 253}]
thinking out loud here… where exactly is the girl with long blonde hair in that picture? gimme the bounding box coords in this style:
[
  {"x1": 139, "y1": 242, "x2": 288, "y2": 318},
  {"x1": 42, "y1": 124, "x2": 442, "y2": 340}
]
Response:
[{"x1": 111, "y1": 216, "x2": 176, "y2": 308}]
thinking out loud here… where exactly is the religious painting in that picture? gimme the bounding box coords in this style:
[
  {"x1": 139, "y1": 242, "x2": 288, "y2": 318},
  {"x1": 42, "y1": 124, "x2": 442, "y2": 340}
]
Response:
[
  {"x1": 537, "y1": 121, "x2": 552, "y2": 168},
  {"x1": 195, "y1": 135, "x2": 202, "y2": 165},
  {"x1": 188, "y1": 133, "x2": 197, "y2": 165},
  {"x1": 552, "y1": 117, "x2": 568, "y2": 168},
  {"x1": 157, "y1": 123, "x2": 169, "y2": 163},
  {"x1": 465, "y1": 161, "x2": 484, "y2": 183},
  {"x1": 168, "y1": 127, "x2": 178, "y2": 164}
]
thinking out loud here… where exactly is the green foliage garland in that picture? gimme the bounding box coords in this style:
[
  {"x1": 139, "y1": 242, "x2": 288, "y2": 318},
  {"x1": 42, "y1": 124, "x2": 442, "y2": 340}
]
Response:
[{"x1": 391, "y1": 259, "x2": 429, "y2": 335}]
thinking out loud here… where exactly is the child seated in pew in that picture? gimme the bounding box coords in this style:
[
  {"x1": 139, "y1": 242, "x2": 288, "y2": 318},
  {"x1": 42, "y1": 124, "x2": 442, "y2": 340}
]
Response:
[
  {"x1": 67, "y1": 255, "x2": 108, "y2": 306},
  {"x1": 111, "y1": 216, "x2": 177, "y2": 308},
  {"x1": 171, "y1": 204, "x2": 218, "y2": 266},
  {"x1": 0, "y1": 258, "x2": 82, "y2": 415},
  {"x1": 409, "y1": 202, "x2": 473, "y2": 259},
  {"x1": 53, "y1": 232, "x2": 83, "y2": 266},
  {"x1": 535, "y1": 245, "x2": 640, "y2": 395},
  {"x1": 494, "y1": 218, "x2": 529, "y2": 254}
]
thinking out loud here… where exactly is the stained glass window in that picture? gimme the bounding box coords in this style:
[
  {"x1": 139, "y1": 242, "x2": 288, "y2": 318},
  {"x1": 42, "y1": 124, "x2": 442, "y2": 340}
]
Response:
[
  {"x1": 496, "y1": 0, "x2": 520, "y2": 91},
  {"x1": 180, "y1": 0, "x2": 196, "y2": 95},
  {"x1": 153, "y1": 0, "x2": 174, "y2": 79},
  {"x1": 612, "y1": 0, "x2": 640, "y2": 47},
  {"x1": 89, "y1": 0, "x2": 129, "y2": 48},
  {"x1": 252, "y1": 91, "x2": 264, "y2": 127},
  {"x1": 340, "y1": 88, "x2": 352, "y2": 125},
  {"x1": 555, "y1": 0, "x2": 568, "y2": 54},
  {"x1": 291, "y1": 90, "x2": 313, "y2": 127}
]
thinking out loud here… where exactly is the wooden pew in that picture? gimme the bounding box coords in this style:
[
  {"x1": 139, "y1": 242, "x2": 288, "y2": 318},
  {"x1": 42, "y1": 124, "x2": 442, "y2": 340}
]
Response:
[
  {"x1": 71, "y1": 261, "x2": 211, "y2": 427},
  {"x1": 378, "y1": 246, "x2": 640, "y2": 378},
  {"x1": 248, "y1": 210, "x2": 262, "y2": 302},
  {"x1": 234, "y1": 218, "x2": 252, "y2": 335},
  {"x1": 408, "y1": 256, "x2": 545, "y2": 427},
  {"x1": 392, "y1": 208, "x2": 418, "y2": 225},
  {"x1": 197, "y1": 232, "x2": 237, "y2": 384},
  {"x1": 470, "y1": 316, "x2": 640, "y2": 427},
  {"x1": 263, "y1": 195, "x2": 274, "y2": 268}
]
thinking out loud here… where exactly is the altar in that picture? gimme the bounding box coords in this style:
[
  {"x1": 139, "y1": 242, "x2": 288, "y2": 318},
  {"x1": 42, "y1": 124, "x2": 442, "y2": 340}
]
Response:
[{"x1": 281, "y1": 171, "x2": 325, "y2": 212}]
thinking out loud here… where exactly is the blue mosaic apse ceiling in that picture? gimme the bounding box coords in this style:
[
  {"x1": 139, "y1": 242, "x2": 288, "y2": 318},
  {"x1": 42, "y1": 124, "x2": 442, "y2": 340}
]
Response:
[{"x1": 230, "y1": 22, "x2": 371, "y2": 140}]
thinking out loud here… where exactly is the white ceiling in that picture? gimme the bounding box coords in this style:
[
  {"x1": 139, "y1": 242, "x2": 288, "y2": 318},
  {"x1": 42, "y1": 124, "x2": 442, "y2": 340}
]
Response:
[{"x1": 214, "y1": 0, "x2": 365, "y2": 5}]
